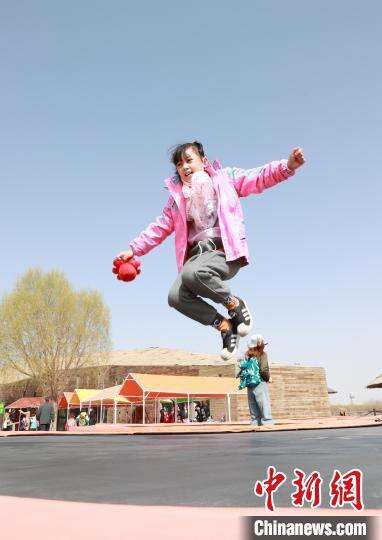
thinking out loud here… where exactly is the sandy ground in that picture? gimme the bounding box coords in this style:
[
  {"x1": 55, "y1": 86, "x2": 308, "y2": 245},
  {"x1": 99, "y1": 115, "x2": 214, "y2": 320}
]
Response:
[{"x1": 1, "y1": 496, "x2": 381, "y2": 540}]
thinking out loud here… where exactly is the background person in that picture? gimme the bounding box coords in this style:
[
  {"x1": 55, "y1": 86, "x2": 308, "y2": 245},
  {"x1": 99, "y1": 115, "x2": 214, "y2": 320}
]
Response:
[
  {"x1": 237, "y1": 334, "x2": 273, "y2": 427},
  {"x1": 29, "y1": 413, "x2": 38, "y2": 431},
  {"x1": 76, "y1": 411, "x2": 89, "y2": 426},
  {"x1": 88, "y1": 409, "x2": 97, "y2": 426},
  {"x1": 65, "y1": 413, "x2": 77, "y2": 431},
  {"x1": 36, "y1": 397, "x2": 55, "y2": 431},
  {"x1": 2, "y1": 412, "x2": 13, "y2": 431}
]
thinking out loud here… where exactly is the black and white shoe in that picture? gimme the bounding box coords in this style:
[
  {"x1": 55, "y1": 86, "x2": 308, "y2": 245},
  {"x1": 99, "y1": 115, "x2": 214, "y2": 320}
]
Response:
[
  {"x1": 220, "y1": 322, "x2": 239, "y2": 361},
  {"x1": 228, "y1": 297, "x2": 252, "y2": 337}
]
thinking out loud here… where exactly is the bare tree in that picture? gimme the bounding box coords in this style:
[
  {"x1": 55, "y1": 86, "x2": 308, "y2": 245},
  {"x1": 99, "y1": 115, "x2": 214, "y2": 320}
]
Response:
[{"x1": 0, "y1": 269, "x2": 111, "y2": 400}]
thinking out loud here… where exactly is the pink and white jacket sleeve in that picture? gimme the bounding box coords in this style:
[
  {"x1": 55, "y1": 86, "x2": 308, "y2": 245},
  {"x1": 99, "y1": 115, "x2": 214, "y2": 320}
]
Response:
[
  {"x1": 129, "y1": 200, "x2": 174, "y2": 257},
  {"x1": 226, "y1": 159, "x2": 295, "y2": 198}
]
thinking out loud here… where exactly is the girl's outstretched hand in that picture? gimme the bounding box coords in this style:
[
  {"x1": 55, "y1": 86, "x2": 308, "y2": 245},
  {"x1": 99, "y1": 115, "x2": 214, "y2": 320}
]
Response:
[
  {"x1": 116, "y1": 249, "x2": 134, "y2": 261},
  {"x1": 287, "y1": 147, "x2": 305, "y2": 170}
]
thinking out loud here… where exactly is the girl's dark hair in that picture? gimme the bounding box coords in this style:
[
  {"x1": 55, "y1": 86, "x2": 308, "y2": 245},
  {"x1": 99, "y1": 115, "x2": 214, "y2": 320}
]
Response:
[{"x1": 170, "y1": 141, "x2": 205, "y2": 167}]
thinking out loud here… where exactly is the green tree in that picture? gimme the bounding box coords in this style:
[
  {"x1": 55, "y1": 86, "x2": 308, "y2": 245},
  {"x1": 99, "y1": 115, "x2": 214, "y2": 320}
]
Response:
[{"x1": 0, "y1": 269, "x2": 111, "y2": 400}]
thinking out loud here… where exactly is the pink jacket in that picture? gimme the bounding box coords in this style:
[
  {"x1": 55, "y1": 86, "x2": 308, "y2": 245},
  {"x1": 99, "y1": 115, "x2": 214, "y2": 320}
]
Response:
[{"x1": 129, "y1": 159, "x2": 295, "y2": 272}]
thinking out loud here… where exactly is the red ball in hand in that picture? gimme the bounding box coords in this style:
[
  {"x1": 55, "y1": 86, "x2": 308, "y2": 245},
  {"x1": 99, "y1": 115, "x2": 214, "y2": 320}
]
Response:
[
  {"x1": 112, "y1": 258, "x2": 123, "y2": 275},
  {"x1": 118, "y1": 262, "x2": 137, "y2": 282},
  {"x1": 112, "y1": 257, "x2": 141, "y2": 282},
  {"x1": 129, "y1": 259, "x2": 141, "y2": 274}
]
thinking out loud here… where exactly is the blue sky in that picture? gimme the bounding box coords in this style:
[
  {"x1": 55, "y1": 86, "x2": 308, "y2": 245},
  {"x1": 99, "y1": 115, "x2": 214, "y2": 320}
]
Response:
[{"x1": 1, "y1": 2, "x2": 381, "y2": 404}]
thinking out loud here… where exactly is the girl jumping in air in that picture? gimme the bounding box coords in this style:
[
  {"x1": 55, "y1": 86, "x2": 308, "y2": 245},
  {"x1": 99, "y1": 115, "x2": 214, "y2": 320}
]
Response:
[{"x1": 116, "y1": 141, "x2": 305, "y2": 360}]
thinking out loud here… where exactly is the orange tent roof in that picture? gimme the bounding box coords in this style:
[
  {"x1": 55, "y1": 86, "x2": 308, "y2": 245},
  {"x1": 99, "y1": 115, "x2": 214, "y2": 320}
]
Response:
[
  {"x1": 57, "y1": 392, "x2": 75, "y2": 409},
  {"x1": 68, "y1": 389, "x2": 99, "y2": 406},
  {"x1": 119, "y1": 372, "x2": 246, "y2": 402},
  {"x1": 81, "y1": 384, "x2": 131, "y2": 405}
]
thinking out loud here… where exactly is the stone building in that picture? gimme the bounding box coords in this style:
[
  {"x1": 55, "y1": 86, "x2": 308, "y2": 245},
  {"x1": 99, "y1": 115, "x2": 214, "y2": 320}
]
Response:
[{"x1": 0, "y1": 347, "x2": 331, "y2": 420}]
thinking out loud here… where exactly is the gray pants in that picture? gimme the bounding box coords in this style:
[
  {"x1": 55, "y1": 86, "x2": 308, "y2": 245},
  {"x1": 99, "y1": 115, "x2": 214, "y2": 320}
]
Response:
[
  {"x1": 168, "y1": 242, "x2": 241, "y2": 326},
  {"x1": 38, "y1": 424, "x2": 51, "y2": 431}
]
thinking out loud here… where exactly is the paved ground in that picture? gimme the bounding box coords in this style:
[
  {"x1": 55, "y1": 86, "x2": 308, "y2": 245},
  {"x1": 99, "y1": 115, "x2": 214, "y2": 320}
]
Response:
[{"x1": 1, "y1": 426, "x2": 381, "y2": 509}]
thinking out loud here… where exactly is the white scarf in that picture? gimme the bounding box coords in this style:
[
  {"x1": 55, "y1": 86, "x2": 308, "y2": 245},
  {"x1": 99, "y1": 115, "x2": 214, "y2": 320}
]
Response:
[{"x1": 182, "y1": 171, "x2": 218, "y2": 229}]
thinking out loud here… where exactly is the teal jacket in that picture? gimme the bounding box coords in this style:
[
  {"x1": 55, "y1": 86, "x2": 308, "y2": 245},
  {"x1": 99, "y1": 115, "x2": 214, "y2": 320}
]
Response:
[
  {"x1": 237, "y1": 353, "x2": 270, "y2": 390},
  {"x1": 237, "y1": 357, "x2": 262, "y2": 390}
]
